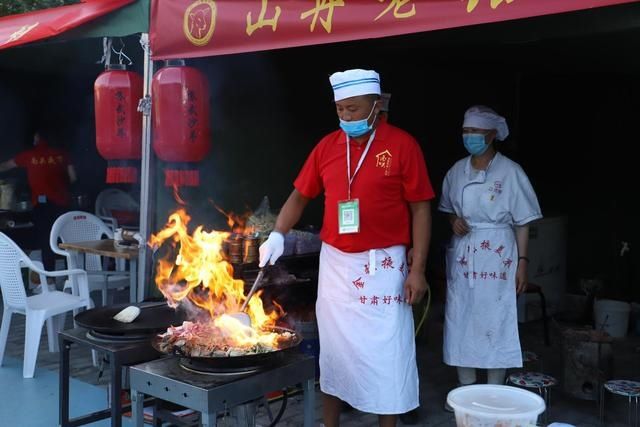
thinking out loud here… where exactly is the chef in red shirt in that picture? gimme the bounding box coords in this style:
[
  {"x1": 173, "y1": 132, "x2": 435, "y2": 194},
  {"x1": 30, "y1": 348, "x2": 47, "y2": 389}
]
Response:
[
  {"x1": 259, "y1": 69, "x2": 434, "y2": 427},
  {"x1": 0, "y1": 131, "x2": 76, "y2": 271}
]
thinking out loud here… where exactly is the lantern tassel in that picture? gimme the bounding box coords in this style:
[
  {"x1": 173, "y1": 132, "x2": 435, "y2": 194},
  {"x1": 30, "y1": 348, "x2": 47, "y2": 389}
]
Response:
[
  {"x1": 164, "y1": 169, "x2": 200, "y2": 187},
  {"x1": 107, "y1": 166, "x2": 138, "y2": 184}
]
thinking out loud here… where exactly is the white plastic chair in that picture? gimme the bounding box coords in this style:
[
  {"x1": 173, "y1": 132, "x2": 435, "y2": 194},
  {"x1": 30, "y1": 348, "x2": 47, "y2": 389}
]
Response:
[
  {"x1": 0, "y1": 232, "x2": 92, "y2": 378},
  {"x1": 95, "y1": 188, "x2": 140, "y2": 232},
  {"x1": 50, "y1": 211, "x2": 129, "y2": 307}
]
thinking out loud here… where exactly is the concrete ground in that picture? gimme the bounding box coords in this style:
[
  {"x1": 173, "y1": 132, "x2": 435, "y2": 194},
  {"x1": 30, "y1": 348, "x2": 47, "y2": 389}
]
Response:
[
  {"x1": 2, "y1": 287, "x2": 639, "y2": 426},
  {"x1": 262, "y1": 297, "x2": 640, "y2": 427}
]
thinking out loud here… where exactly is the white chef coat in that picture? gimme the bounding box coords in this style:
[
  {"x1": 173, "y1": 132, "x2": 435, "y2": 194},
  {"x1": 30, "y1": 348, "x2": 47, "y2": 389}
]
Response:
[{"x1": 439, "y1": 152, "x2": 542, "y2": 368}]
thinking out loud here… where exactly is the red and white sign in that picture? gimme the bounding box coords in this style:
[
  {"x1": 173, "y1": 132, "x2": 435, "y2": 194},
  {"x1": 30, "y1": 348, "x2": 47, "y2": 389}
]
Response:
[{"x1": 150, "y1": 0, "x2": 639, "y2": 59}]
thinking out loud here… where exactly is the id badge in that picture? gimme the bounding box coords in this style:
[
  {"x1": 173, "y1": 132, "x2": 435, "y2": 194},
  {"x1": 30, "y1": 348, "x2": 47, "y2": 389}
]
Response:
[{"x1": 338, "y1": 199, "x2": 360, "y2": 234}]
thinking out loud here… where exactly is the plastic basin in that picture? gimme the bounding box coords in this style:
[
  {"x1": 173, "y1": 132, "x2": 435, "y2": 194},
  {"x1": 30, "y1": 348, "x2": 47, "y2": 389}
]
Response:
[{"x1": 447, "y1": 384, "x2": 545, "y2": 427}]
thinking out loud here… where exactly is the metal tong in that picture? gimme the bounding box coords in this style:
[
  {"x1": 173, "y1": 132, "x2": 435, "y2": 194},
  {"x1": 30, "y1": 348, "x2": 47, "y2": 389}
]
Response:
[
  {"x1": 240, "y1": 268, "x2": 266, "y2": 312},
  {"x1": 231, "y1": 268, "x2": 267, "y2": 326}
]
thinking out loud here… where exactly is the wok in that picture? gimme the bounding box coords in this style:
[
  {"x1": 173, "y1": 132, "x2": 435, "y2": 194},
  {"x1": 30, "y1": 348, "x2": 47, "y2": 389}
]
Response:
[
  {"x1": 152, "y1": 326, "x2": 302, "y2": 371},
  {"x1": 74, "y1": 301, "x2": 186, "y2": 334}
]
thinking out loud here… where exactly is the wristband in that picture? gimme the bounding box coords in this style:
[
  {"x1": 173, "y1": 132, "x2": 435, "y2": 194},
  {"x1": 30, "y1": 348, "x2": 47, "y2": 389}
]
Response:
[{"x1": 518, "y1": 256, "x2": 529, "y2": 263}]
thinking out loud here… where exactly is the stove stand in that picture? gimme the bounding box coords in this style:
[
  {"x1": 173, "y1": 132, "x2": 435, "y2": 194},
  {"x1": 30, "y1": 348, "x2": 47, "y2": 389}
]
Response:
[
  {"x1": 129, "y1": 353, "x2": 316, "y2": 427},
  {"x1": 59, "y1": 327, "x2": 160, "y2": 427}
]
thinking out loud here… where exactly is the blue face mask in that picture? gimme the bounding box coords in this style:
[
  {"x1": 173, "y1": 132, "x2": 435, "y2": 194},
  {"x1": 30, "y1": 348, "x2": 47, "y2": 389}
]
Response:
[
  {"x1": 339, "y1": 103, "x2": 377, "y2": 138},
  {"x1": 463, "y1": 133, "x2": 489, "y2": 156}
]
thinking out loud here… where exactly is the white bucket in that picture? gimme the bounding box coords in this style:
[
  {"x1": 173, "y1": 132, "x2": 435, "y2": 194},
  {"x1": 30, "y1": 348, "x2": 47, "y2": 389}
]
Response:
[
  {"x1": 447, "y1": 385, "x2": 545, "y2": 427},
  {"x1": 594, "y1": 299, "x2": 631, "y2": 338}
]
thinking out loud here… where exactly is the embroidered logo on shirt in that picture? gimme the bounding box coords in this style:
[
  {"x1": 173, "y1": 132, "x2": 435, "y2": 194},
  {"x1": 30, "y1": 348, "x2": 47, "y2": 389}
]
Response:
[
  {"x1": 375, "y1": 150, "x2": 392, "y2": 176},
  {"x1": 488, "y1": 180, "x2": 503, "y2": 201}
]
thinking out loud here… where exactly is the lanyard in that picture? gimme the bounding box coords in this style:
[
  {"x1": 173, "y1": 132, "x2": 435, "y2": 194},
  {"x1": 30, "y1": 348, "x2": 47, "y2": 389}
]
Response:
[{"x1": 346, "y1": 131, "x2": 376, "y2": 200}]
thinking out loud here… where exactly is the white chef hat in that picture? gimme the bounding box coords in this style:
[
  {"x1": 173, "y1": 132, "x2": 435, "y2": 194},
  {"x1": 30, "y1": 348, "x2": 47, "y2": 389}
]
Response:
[
  {"x1": 463, "y1": 105, "x2": 509, "y2": 141},
  {"x1": 329, "y1": 69, "x2": 381, "y2": 102}
]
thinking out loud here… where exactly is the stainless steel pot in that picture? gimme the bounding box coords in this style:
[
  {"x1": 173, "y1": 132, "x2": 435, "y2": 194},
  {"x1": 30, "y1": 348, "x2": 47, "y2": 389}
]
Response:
[
  {"x1": 13, "y1": 200, "x2": 33, "y2": 212},
  {"x1": 0, "y1": 181, "x2": 15, "y2": 211}
]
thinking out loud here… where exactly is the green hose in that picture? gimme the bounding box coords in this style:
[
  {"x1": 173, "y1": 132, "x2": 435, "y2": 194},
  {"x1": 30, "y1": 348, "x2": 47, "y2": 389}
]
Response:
[{"x1": 414, "y1": 285, "x2": 431, "y2": 337}]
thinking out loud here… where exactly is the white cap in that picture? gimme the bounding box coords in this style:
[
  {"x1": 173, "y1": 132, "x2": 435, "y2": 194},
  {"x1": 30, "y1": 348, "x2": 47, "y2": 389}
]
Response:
[
  {"x1": 463, "y1": 105, "x2": 509, "y2": 141},
  {"x1": 329, "y1": 69, "x2": 381, "y2": 102}
]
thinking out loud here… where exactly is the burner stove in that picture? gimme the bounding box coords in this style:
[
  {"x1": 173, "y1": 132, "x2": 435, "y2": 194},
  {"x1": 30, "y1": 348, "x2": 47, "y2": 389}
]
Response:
[
  {"x1": 59, "y1": 328, "x2": 161, "y2": 427},
  {"x1": 178, "y1": 357, "x2": 261, "y2": 375},
  {"x1": 86, "y1": 329, "x2": 154, "y2": 343},
  {"x1": 129, "y1": 352, "x2": 316, "y2": 427}
]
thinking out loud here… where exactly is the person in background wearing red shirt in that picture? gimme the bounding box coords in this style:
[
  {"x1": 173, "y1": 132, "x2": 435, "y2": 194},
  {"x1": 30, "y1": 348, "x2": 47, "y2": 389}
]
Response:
[
  {"x1": 259, "y1": 69, "x2": 434, "y2": 427},
  {"x1": 0, "y1": 131, "x2": 76, "y2": 273}
]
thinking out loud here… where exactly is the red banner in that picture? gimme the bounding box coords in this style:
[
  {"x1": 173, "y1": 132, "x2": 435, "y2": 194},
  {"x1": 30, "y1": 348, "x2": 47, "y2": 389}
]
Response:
[
  {"x1": 150, "y1": 0, "x2": 639, "y2": 59},
  {"x1": 0, "y1": 0, "x2": 134, "y2": 51}
]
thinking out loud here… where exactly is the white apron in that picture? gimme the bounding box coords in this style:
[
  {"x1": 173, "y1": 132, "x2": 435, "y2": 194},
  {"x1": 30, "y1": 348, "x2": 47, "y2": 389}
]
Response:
[
  {"x1": 439, "y1": 153, "x2": 542, "y2": 369},
  {"x1": 443, "y1": 223, "x2": 522, "y2": 368},
  {"x1": 317, "y1": 242, "x2": 419, "y2": 414}
]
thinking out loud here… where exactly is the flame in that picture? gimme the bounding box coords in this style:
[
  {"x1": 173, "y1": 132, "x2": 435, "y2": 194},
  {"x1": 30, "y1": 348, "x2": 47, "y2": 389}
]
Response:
[
  {"x1": 211, "y1": 202, "x2": 256, "y2": 234},
  {"x1": 149, "y1": 209, "x2": 281, "y2": 349},
  {"x1": 172, "y1": 184, "x2": 188, "y2": 206}
]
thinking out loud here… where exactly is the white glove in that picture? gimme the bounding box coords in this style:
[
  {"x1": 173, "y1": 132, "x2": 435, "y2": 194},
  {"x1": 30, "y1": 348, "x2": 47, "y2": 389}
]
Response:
[{"x1": 259, "y1": 231, "x2": 284, "y2": 267}]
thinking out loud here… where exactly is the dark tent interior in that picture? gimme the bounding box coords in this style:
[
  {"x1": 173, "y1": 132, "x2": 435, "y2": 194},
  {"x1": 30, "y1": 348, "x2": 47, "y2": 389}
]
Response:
[{"x1": 0, "y1": 2, "x2": 638, "y2": 304}]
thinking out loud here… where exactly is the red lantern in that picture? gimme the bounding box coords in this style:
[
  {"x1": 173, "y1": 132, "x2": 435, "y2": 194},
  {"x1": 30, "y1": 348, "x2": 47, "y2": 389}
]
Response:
[
  {"x1": 94, "y1": 64, "x2": 143, "y2": 183},
  {"x1": 152, "y1": 60, "x2": 211, "y2": 187}
]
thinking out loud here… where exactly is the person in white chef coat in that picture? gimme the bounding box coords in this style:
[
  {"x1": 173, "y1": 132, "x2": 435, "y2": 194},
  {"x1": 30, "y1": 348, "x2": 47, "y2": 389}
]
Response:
[{"x1": 439, "y1": 105, "x2": 542, "y2": 411}]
